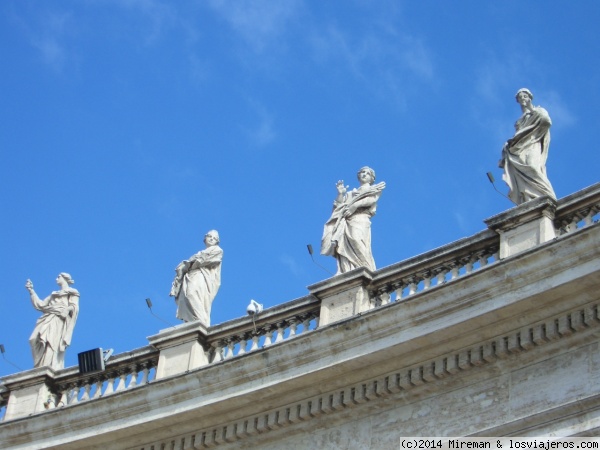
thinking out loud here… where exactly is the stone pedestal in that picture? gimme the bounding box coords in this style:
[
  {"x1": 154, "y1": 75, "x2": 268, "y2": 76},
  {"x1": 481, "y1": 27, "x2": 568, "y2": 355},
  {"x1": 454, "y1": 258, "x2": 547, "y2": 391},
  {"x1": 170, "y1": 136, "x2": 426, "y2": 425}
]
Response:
[
  {"x1": 148, "y1": 321, "x2": 210, "y2": 379},
  {"x1": 2, "y1": 367, "x2": 56, "y2": 421},
  {"x1": 309, "y1": 268, "x2": 373, "y2": 326},
  {"x1": 485, "y1": 196, "x2": 557, "y2": 259}
]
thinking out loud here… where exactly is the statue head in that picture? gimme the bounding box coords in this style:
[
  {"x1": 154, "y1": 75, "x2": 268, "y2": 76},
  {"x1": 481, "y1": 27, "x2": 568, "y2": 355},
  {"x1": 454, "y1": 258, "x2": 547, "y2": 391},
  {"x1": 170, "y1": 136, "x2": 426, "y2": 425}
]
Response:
[
  {"x1": 515, "y1": 88, "x2": 533, "y2": 102},
  {"x1": 57, "y1": 273, "x2": 75, "y2": 285},
  {"x1": 357, "y1": 166, "x2": 376, "y2": 185},
  {"x1": 204, "y1": 230, "x2": 220, "y2": 246}
]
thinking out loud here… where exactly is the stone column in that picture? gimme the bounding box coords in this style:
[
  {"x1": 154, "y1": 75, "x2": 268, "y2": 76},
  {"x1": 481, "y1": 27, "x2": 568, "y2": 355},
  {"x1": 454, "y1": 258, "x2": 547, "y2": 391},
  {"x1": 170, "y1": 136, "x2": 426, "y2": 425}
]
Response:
[
  {"x1": 147, "y1": 321, "x2": 210, "y2": 379},
  {"x1": 485, "y1": 196, "x2": 557, "y2": 259},
  {"x1": 308, "y1": 268, "x2": 374, "y2": 326}
]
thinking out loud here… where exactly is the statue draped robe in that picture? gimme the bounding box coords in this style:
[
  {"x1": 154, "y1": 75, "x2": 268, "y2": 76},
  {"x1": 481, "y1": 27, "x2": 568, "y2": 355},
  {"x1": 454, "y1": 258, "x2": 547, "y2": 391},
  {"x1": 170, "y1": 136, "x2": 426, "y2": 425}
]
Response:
[
  {"x1": 171, "y1": 245, "x2": 223, "y2": 325},
  {"x1": 501, "y1": 106, "x2": 556, "y2": 204},
  {"x1": 29, "y1": 288, "x2": 80, "y2": 369},
  {"x1": 321, "y1": 182, "x2": 384, "y2": 274}
]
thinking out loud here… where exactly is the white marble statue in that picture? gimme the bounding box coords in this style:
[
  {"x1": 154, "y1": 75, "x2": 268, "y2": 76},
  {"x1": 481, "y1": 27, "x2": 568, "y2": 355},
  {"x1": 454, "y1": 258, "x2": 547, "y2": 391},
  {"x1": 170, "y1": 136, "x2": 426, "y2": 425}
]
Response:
[
  {"x1": 170, "y1": 230, "x2": 223, "y2": 325},
  {"x1": 321, "y1": 166, "x2": 385, "y2": 274},
  {"x1": 26, "y1": 273, "x2": 80, "y2": 370},
  {"x1": 499, "y1": 88, "x2": 556, "y2": 204}
]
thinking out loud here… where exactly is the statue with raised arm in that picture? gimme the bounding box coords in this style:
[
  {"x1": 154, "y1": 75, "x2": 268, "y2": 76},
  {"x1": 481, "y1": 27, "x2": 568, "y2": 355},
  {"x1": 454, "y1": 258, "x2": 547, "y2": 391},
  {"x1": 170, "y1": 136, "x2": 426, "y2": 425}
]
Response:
[
  {"x1": 26, "y1": 273, "x2": 80, "y2": 370},
  {"x1": 170, "y1": 230, "x2": 223, "y2": 325},
  {"x1": 321, "y1": 166, "x2": 385, "y2": 274},
  {"x1": 499, "y1": 88, "x2": 556, "y2": 204}
]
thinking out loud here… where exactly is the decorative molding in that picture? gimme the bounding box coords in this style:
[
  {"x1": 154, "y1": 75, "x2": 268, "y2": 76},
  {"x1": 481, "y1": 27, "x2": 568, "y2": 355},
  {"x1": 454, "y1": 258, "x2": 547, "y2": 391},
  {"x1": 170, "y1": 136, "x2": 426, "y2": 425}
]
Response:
[{"x1": 137, "y1": 302, "x2": 600, "y2": 449}]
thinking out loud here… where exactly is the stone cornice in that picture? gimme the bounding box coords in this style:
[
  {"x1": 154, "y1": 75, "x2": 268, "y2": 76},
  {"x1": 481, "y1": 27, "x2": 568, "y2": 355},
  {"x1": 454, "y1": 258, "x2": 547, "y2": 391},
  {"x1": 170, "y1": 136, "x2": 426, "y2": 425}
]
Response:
[
  {"x1": 182, "y1": 302, "x2": 600, "y2": 448},
  {"x1": 484, "y1": 195, "x2": 557, "y2": 232},
  {"x1": 1, "y1": 366, "x2": 57, "y2": 391},
  {"x1": 308, "y1": 266, "x2": 373, "y2": 299},
  {"x1": 147, "y1": 320, "x2": 209, "y2": 350}
]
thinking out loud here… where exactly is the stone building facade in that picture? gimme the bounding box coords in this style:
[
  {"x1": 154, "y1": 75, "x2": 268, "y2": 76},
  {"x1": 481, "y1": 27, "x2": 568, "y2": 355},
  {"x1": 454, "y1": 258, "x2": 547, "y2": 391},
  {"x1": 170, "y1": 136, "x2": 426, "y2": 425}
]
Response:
[{"x1": 1, "y1": 183, "x2": 599, "y2": 449}]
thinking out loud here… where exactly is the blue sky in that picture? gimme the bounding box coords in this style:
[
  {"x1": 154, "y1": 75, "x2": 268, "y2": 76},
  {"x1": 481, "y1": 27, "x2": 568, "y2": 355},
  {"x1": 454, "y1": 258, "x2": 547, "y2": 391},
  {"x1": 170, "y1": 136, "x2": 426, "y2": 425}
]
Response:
[{"x1": 1, "y1": 1, "x2": 599, "y2": 376}]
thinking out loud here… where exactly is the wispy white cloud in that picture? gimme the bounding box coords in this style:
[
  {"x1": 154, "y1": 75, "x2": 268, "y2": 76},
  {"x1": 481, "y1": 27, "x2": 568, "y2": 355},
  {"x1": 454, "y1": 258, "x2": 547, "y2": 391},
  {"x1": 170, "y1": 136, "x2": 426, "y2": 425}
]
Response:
[
  {"x1": 243, "y1": 101, "x2": 276, "y2": 147},
  {"x1": 400, "y1": 35, "x2": 434, "y2": 80},
  {"x1": 207, "y1": 0, "x2": 302, "y2": 53},
  {"x1": 105, "y1": 0, "x2": 210, "y2": 87},
  {"x1": 156, "y1": 195, "x2": 183, "y2": 222},
  {"x1": 32, "y1": 36, "x2": 67, "y2": 71},
  {"x1": 187, "y1": 54, "x2": 210, "y2": 87},
  {"x1": 308, "y1": 20, "x2": 435, "y2": 108},
  {"x1": 127, "y1": 0, "x2": 179, "y2": 44},
  {"x1": 542, "y1": 90, "x2": 576, "y2": 130},
  {"x1": 475, "y1": 55, "x2": 523, "y2": 106},
  {"x1": 166, "y1": 164, "x2": 198, "y2": 180},
  {"x1": 453, "y1": 211, "x2": 469, "y2": 234},
  {"x1": 203, "y1": 2, "x2": 434, "y2": 107},
  {"x1": 473, "y1": 52, "x2": 576, "y2": 146},
  {"x1": 251, "y1": 117, "x2": 276, "y2": 147},
  {"x1": 110, "y1": 0, "x2": 176, "y2": 44},
  {"x1": 472, "y1": 52, "x2": 537, "y2": 147},
  {"x1": 25, "y1": 11, "x2": 73, "y2": 72},
  {"x1": 280, "y1": 253, "x2": 303, "y2": 277},
  {"x1": 14, "y1": 1, "x2": 177, "y2": 72}
]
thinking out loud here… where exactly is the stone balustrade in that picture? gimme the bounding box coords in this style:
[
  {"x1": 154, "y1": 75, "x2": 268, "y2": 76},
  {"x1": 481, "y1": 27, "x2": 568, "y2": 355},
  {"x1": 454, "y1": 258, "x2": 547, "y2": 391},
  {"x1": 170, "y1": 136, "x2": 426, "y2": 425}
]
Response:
[
  {"x1": 146, "y1": 294, "x2": 321, "y2": 380},
  {"x1": 369, "y1": 230, "x2": 500, "y2": 306},
  {"x1": 309, "y1": 229, "x2": 499, "y2": 328},
  {"x1": 367, "y1": 183, "x2": 600, "y2": 308},
  {"x1": 555, "y1": 182, "x2": 600, "y2": 235},
  {"x1": 0, "y1": 384, "x2": 7, "y2": 422},
  {"x1": 207, "y1": 296, "x2": 320, "y2": 363},
  {"x1": 364, "y1": 183, "x2": 600, "y2": 310},
  {"x1": 1, "y1": 294, "x2": 320, "y2": 421},
  {"x1": 0, "y1": 346, "x2": 158, "y2": 421},
  {"x1": 49, "y1": 346, "x2": 159, "y2": 409}
]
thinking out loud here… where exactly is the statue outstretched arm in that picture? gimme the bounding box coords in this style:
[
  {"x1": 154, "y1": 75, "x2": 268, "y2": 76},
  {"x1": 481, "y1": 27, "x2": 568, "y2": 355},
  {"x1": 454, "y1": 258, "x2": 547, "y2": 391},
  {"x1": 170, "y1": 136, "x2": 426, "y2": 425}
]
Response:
[
  {"x1": 25, "y1": 279, "x2": 47, "y2": 311},
  {"x1": 333, "y1": 180, "x2": 348, "y2": 206}
]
